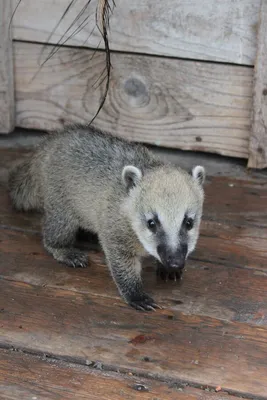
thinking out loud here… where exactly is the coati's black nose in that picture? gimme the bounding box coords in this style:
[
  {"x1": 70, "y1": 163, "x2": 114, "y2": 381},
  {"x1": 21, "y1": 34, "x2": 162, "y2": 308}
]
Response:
[
  {"x1": 166, "y1": 255, "x2": 185, "y2": 270},
  {"x1": 157, "y1": 244, "x2": 187, "y2": 270},
  {"x1": 168, "y1": 260, "x2": 185, "y2": 270}
]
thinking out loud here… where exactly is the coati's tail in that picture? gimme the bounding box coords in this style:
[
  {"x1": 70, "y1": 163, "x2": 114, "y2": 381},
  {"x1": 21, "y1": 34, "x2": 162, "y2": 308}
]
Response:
[{"x1": 8, "y1": 158, "x2": 43, "y2": 211}]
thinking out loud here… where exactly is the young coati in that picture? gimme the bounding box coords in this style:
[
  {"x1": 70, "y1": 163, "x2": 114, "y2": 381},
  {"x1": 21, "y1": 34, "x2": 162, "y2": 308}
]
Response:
[{"x1": 8, "y1": 125, "x2": 205, "y2": 311}]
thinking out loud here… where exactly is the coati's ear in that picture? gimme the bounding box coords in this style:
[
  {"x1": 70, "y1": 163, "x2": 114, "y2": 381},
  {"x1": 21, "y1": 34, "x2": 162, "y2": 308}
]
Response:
[
  {"x1": 122, "y1": 166, "x2": 143, "y2": 191},
  {"x1": 192, "y1": 166, "x2": 205, "y2": 186}
]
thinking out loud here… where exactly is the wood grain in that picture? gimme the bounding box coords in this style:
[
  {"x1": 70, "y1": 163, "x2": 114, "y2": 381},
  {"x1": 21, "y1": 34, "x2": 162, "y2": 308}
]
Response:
[
  {"x1": 0, "y1": 350, "x2": 240, "y2": 400},
  {"x1": 1, "y1": 149, "x2": 267, "y2": 398},
  {"x1": 0, "y1": 0, "x2": 15, "y2": 133},
  {"x1": 14, "y1": 41, "x2": 253, "y2": 158},
  {"x1": 1, "y1": 279, "x2": 267, "y2": 397},
  {"x1": 204, "y1": 176, "x2": 267, "y2": 227},
  {"x1": 2, "y1": 149, "x2": 267, "y2": 324},
  {"x1": 248, "y1": 0, "x2": 267, "y2": 169},
  {"x1": 1, "y1": 227, "x2": 267, "y2": 325},
  {"x1": 2, "y1": 150, "x2": 267, "y2": 229},
  {"x1": 2, "y1": 150, "x2": 267, "y2": 275},
  {"x1": 12, "y1": 0, "x2": 261, "y2": 65}
]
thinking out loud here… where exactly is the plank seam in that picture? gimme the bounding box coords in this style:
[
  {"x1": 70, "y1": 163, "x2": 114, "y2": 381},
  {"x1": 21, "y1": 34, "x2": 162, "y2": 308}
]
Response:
[
  {"x1": 13, "y1": 39, "x2": 255, "y2": 68},
  {"x1": 0, "y1": 344, "x2": 264, "y2": 400}
]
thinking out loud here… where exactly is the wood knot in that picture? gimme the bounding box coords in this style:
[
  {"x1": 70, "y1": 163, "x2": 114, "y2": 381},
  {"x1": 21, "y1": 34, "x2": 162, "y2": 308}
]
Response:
[
  {"x1": 124, "y1": 78, "x2": 147, "y2": 98},
  {"x1": 262, "y1": 88, "x2": 267, "y2": 96}
]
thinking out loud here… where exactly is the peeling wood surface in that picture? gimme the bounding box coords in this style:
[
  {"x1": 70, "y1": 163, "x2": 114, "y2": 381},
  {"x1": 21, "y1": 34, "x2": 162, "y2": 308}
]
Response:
[
  {"x1": 1, "y1": 149, "x2": 267, "y2": 398},
  {"x1": 12, "y1": 0, "x2": 260, "y2": 65},
  {"x1": 14, "y1": 41, "x2": 253, "y2": 158},
  {"x1": 0, "y1": 1, "x2": 15, "y2": 133},
  {"x1": 248, "y1": 0, "x2": 267, "y2": 169}
]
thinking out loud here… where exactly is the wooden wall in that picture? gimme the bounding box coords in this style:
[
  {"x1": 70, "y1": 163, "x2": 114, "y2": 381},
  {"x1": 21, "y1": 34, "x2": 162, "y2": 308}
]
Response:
[
  {"x1": 14, "y1": 42, "x2": 253, "y2": 158},
  {"x1": 12, "y1": 0, "x2": 261, "y2": 65},
  {"x1": 0, "y1": 0, "x2": 266, "y2": 167},
  {"x1": 0, "y1": 1, "x2": 14, "y2": 133}
]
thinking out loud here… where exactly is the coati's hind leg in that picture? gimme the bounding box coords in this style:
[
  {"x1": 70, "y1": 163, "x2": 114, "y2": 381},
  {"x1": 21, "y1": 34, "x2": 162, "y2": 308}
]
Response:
[
  {"x1": 101, "y1": 238, "x2": 161, "y2": 311},
  {"x1": 43, "y1": 210, "x2": 88, "y2": 268}
]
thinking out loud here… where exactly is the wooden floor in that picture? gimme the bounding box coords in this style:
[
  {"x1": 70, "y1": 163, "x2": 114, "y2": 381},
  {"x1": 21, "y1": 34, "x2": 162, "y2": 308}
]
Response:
[{"x1": 1, "y1": 147, "x2": 267, "y2": 399}]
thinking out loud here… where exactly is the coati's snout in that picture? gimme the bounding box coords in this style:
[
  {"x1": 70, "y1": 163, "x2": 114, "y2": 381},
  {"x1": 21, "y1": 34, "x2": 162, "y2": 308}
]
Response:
[{"x1": 157, "y1": 242, "x2": 188, "y2": 270}]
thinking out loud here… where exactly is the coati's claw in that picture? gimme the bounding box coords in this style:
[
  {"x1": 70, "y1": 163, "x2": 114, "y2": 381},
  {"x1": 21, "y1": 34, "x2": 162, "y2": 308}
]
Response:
[
  {"x1": 128, "y1": 293, "x2": 160, "y2": 312},
  {"x1": 146, "y1": 303, "x2": 162, "y2": 311},
  {"x1": 156, "y1": 264, "x2": 183, "y2": 282},
  {"x1": 63, "y1": 250, "x2": 88, "y2": 268},
  {"x1": 145, "y1": 305, "x2": 156, "y2": 311}
]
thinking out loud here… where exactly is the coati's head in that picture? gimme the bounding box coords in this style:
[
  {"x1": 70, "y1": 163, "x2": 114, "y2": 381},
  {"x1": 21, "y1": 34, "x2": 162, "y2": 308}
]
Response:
[{"x1": 122, "y1": 165, "x2": 205, "y2": 271}]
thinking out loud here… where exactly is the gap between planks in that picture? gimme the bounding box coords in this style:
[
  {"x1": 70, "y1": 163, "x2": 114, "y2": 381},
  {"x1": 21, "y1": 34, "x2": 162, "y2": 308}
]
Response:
[
  {"x1": 12, "y1": 0, "x2": 261, "y2": 65},
  {"x1": 1, "y1": 151, "x2": 267, "y2": 397},
  {"x1": 0, "y1": 348, "x2": 249, "y2": 400},
  {"x1": 1, "y1": 279, "x2": 267, "y2": 398}
]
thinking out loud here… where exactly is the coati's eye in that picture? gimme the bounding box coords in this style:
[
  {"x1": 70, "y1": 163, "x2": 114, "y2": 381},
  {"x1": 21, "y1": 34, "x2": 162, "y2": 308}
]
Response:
[
  {"x1": 147, "y1": 219, "x2": 157, "y2": 232},
  {"x1": 184, "y1": 217, "x2": 194, "y2": 230}
]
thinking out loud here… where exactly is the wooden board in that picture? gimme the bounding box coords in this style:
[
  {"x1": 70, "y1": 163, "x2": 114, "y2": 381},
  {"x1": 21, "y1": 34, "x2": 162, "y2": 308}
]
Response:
[
  {"x1": 0, "y1": 1, "x2": 14, "y2": 133},
  {"x1": 14, "y1": 41, "x2": 253, "y2": 158},
  {"x1": 2, "y1": 150, "x2": 267, "y2": 398},
  {"x1": 1, "y1": 279, "x2": 267, "y2": 397},
  {"x1": 12, "y1": 0, "x2": 261, "y2": 65},
  {"x1": 248, "y1": 0, "x2": 267, "y2": 169},
  {"x1": 0, "y1": 350, "x2": 241, "y2": 400},
  {"x1": 1, "y1": 226, "x2": 267, "y2": 325},
  {"x1": 2, "y1": 149, "x2": 267, "y2": 229}
]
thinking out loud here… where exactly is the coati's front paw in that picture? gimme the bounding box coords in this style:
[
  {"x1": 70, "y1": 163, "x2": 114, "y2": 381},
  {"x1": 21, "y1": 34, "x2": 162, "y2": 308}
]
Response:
[
  {"x1": 127, "y1": 293, "x2": 161, "y2": 312},
  {"x1": 156, "y1": 263, "x2": 183, "y2": 281}
]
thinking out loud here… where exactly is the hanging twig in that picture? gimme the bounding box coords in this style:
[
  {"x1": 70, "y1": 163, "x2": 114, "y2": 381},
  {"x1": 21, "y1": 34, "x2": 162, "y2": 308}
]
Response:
[
  {"x1": 9, "y1": 0, "x2": 116, "y2": 124},
  {"x1": 90, "y1": 0, "x2": 115, "y2": 124}
]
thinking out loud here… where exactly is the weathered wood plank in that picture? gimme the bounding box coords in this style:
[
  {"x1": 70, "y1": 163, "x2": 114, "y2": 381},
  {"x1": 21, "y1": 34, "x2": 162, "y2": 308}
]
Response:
[
  {"x1": 2, "y1": 149, "x2": 267, "y2": 281},
  {"x1": 248, "y1": 0, "x2": 267, "y2": 169},
  {"x1": 2, "y1": 149, "x2": 267, "y2": 229},
  {"x1": 0, "y1": 350, "x2": 241, "y2": 400},
  {"x1": 0, "y1": 0, "x2": 15, "y2": 133},
  {"x1": 14, "y1": 42, "x2": 253, "y2": 158},
  {"x1": 204, "y1": 176, "x2": 267, "y2": 228},
  {"x1": 1, "y1": 280, "x2": 267, "y2": 397},
  {"x1": 1, "y1": 227, "x2": 267, "y2": 325},
  {"x1": 12, "y1": 0, "x2": 261, "y2": 65},
  {"x1": 1, "y1": 150, "x2": 267, "y2": 277},
  {"x1": 2, "y1": 175, "x2": 267, "y2": 232}
]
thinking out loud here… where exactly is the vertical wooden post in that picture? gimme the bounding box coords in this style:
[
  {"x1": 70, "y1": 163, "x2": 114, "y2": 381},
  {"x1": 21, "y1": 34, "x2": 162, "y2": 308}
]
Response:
[
  {"x1": 0, "y1": 0, "x2": 15, "y2": 133},
  {"x1": 248, "y1": 0, "x2": 267, "y2": 169}
]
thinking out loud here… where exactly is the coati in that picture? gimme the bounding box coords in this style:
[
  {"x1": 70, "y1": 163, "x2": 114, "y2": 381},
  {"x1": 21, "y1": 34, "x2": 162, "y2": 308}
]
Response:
[{"x1": 8, "y1": 125, "x2": 205, "y2": 311}]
